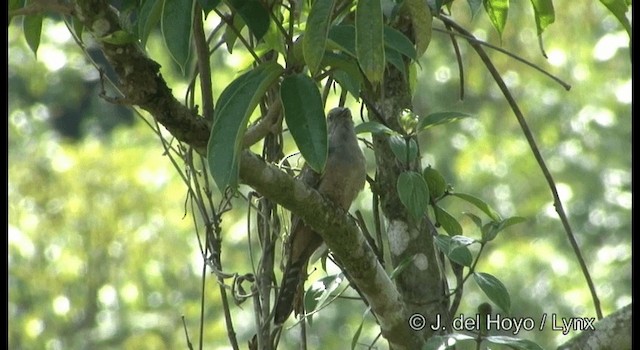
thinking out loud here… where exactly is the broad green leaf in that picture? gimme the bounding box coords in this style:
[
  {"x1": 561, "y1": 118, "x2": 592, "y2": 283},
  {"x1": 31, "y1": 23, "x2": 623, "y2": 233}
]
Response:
[
  {"x1": 448, "y1": 235, "x2": 475, "y2": 266},
  {"x1": 162, "y1": 0, "x2": 194, "y2": 73},
  {"x1": 23, "y1": 13, "x2": 43, "y2": 57},
  {"x1": 599, "y1": 0, "x2": 632, "y2": 36},
  {"x1": 397, "y1": 171, "x2": 430, "y2": 221},
  {"x1": 227, "y1": 0, "x2": 270, "y2": 40},
  {"x1": 462, "y1": 212, "x2": 483, "y2": 230},
  {"x1": 483, "y1": 0, "x2": 509, "y2": 37},
  {"x1": 482, "y1": 216, "x2": 526, "y2": 242},
  {"x1": 9, "y1": 0, "x2": 24, "y2": 24},
  {"x1": 322, "y1": 51, "x2": 362, "y2": 80},
  {"x1": 138, "y1": 0, "x2": 163, "y2": 47},
  {"x1": 304, "y1": 273, "x2": 344, "y2": 318},
  {"x1": 328, "y1": 25, "x2": 356, "y2": 57},
  {"x1": 482, "y1": 221, "x2": 501, "y2": 242},
  {"x1": 333, "y1": 70, "x2": 362, "y2": 100},
  {"x1": 501, "y1": 216, "x2": 526, "y2": 229},
  {"x1": 384, "y1": 48, "x2": 406, "y2": 78},
  {"x1": 389, "y1": 135, "x2": 418, "y2": 164},
  {"x1": 485, "y1": 336, "x2": 545, "y2": 350},
  {"x1": 198, "y1": 0, "x2": 221, "y2": 16},
  {"x1": 383, "y1": 26, "x2": 417, "y2": 60},
  {"x1": 304, "y1": 0, "x2": 335, "y2": 75},
  {"x1": 280, "y1": 74, "x2": 327, "y2": 173},
  {"x1": 434, "y1": 205, "x2": 463, "y2": 236},
  {"x1": 451, "y1": 192, "x2": 501, "y2": 221},
  {"x1": 422, "y1": 166, "x2": 446, "y2": 199},
  {"x1": 417, "y1": 111, "x2": 472, "y2": 131},
  {"x1": 403, "y1": 0, "x2": 432, "y2": 57},
  {"x1": 355, "y1": 121, "x2": 396, "y2": 135},
  {"x1": 356, "y1": 0, "x2": 385, "y2": 84},
  {"x1": 529, "y1": 0, "x2": 555, "y2": 35},
  {"x1": 435, "y1": 234, "x2": 473, "y2": 266},
  {"x1": 467, "y1": 0, "x2": 483, "y2": 17},
  {"x1": 207, "y1": 62, "x2": 283, "y2": 191},
  {"x1": 529, "y1": 0, "x2": 554, "y2": 55},
  {"x1": 448, "y1": 243, "x2": 473, "y2": 267},
  {"x1": 224, "y1": 15, "x2": 245, "y2": 54},
  {"x1": 473, "y1": 272, "x2": 511, "y2": 313}
]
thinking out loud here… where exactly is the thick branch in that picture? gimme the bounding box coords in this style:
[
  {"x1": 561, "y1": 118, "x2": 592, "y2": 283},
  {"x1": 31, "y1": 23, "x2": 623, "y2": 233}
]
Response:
[
  {"x1": 557, "y1": 303, "x2": 631, "y2": 349},
  {"x1": 239, "y1": 152, "x2": 424, "y2": 349},
  {"x1": 74, "y1": 1, "x2": 426, "y2": 348}
]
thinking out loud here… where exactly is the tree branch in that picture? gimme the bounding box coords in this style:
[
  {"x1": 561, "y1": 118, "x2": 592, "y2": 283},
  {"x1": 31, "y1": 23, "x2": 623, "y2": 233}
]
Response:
[
  {"x1": 239, "y1": 152, "x2": 424, "y2": 349},
  {"x1": 73, "y1": 1, "x2": 426, "y2": 348}
]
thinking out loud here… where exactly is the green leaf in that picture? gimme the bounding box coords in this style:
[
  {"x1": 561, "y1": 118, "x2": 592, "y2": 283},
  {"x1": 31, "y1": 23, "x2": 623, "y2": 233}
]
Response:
[
  {"x1": 198, "y1": 0, "x2": 221, "y2": 16},
  {"x1": 304, "y1": 273, "x2": 344, "y2": 317},
  {"x1": 333, "y1": 70, "x2": 362, "y2": 100},
  {"x1": 351, "y1": 308, "x2": 372, "y2": 350},
  {"x1": 322, "y1": 51, "x2": 362, "y2": 84},
  {"x1": 529, "y1": 0, "x2": 555, "y2": 36},
  {"x1": 482, "y1": 216, "x2": 526, "y2": 242},
  {"x1": 356, "y1": 0, "x2": 385, "y2": 84},
  {"x1": 462, "y1": 212, "x2": 483, "y2": 230},
  {"x1": 451, "y1": 192, "x2": 501, "y2": 221},
  {"x1": 397, "y1": 171, "x2": 430, "y2": 221},
  {"x1": 403, "y1": 0, "x2": 432, "y2": 57},
  {"x1": 483, "y1": 0, "x2": 509, "y2": 37},
  {"x1": 383, "y1": 26, "x2": 417, "y2": 60},
  {"x1": 138, "y1": 0, "x2": 163, "y2": 47},
  {"x1": 501, "y1": 216, "x2": 526, "y2": 229},
  {"x1": 435, "y1": 234, "x2": 474, "y2": 266},
  {"x1": 473, "y1": 272, "x2": 511, "y2": 313},
  {"x1": 599, "y1": 0, "x2": 632, "y2": 36},
  {"x1": 23, "y1": 14, "x2": 43, "y2": 58},
  {"x1": 467, "y1": 0, "x2": 483, "y2": 17},
  {"x1": 448, "y1": 242, "x2": 473, "y2": 266},
  {"x1": 384, "y1": 48, "x2": 406, "y2": 78},
  {"x1": 355, "y1": 121, "x2": 396, "y2": 135},
  {"x1": 227, "y1": 0, "x2": 270, "y2": 40},
  {"x1": 207, "y1": 62, "x2": 283, "y2": 191},
  {"x1": 485, "y1": 336, "x2": 545, "y2": 350},
  {"x1": 350, "y1": 315, "x2": 364, "y2": 350},
  {"x1": 434, "y1": 205, "x2": 463, "y2": 236},
  {"x1": 223, "y1": 14, "x2": 244, "y2": 54},
  {"x1": 389, "y1": 135, "x2": 418, "y2": 164},
  {"x1": 280, "y1": 74, "x2": 327, "y2": 173},
  {"x1": 417, "y1": 111, "x2": 472, "y2": 131},
  {"x1": 162, "y1": 0, "x2": 194, "y2": 73},
  {"x1": 328, "y1": 25, "x2": 356, "y2": 57},
  {"x1": 422, "y1": 166, "x2": 446, "y2": 199},
  {"x1": 304, "y1": 0, "x2": 335, "y2": 75}
]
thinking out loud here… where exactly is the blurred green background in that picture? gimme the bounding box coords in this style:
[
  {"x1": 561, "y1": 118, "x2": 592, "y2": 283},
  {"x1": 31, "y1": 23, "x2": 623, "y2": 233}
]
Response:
[{"x1": 8, "y1": 1, "x2": 630, "y2": 349}]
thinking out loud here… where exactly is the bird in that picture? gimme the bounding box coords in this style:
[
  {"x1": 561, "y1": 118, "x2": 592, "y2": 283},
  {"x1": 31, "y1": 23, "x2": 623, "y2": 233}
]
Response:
[{"x1": 273, "y1": 107, "x2": 367, "y2": 324}]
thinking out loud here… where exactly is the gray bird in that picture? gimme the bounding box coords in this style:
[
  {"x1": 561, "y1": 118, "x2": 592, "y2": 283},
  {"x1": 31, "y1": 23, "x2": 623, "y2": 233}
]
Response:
[{"x1": 273, "y1": 107, "x2": 366, "y2": 324}]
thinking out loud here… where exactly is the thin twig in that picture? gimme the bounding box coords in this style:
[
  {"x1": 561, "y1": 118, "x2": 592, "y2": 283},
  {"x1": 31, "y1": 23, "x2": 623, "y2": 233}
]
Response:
[
  {"x1": 440, "y1": 15, "x2": 602, "y2": 320},
  {"x1": 193, "y1": 5, "x2": 214, "y2": 121},
  {"x1": 434, "y1": 16, "x2": 571, "y2": 91}
]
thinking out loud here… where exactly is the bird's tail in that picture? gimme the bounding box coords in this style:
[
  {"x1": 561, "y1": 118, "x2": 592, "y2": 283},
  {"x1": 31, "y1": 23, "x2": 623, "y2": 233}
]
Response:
[{"x1": 274, "y1": 259, "x2": 305, "y2": 324}]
